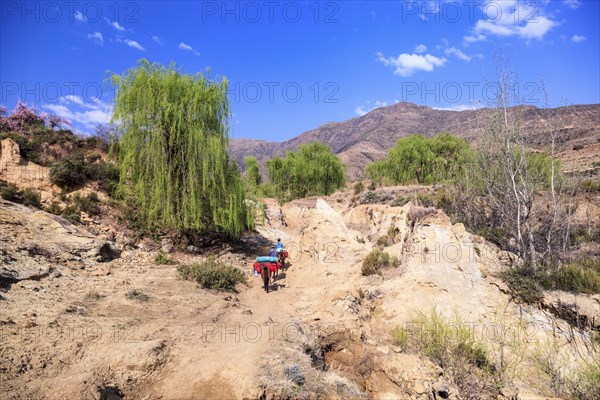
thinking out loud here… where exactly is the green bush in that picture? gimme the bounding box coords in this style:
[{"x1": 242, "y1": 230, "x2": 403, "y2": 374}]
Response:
[
  {"x1": 500, "y1": 268, "x2": 546, "y2": 304},
  {"x1": 61, "y1": 205, "x2": 80, "y2": 223},
  {"x1": 155, "y1": 252, "x2": 178, "y2": 265},
  {"x1": 0, "y1": 180, "x2": 23, "y2": 202},
  {"x1": 72, "y1": 192, "x2": 101, "y2": 215},
  {"x1": 177, "y1": 257, "x2": 247, "y2": 291},
  {"x1": 393, "y1": 309, "x2": 497, "y2": 396},
  {"x1": 45, "y1": 201, "x2": 62, "y2": 215},
  {"x1": 353, "y1": 181, "x2": 365, "y2": 195},
  {"x1": 361, "y1": 249, "x2": 397, "y2": 276},
  {"x1": 49, "y1": 152, "x2": 87, "y2": 191},
  {"x1": 580, "y1": 179, "x2": 600, "y2": 192},
  {"x1": 391, "y1": 196, "x2": 410, "y2": 207},
  {"x1": 549, "y1": 259, "x2": 600, "y2": 294},
  {"x1": 22, "y1": 189, "x2": 41, "y2": 208}
]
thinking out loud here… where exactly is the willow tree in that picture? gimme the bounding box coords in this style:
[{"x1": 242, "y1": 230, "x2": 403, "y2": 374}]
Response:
[
  {"x1": 265, "y1": 141, "x2": 346, "y2": 202},
  {"x1": 366, "y1": 133, "x2": 472, "y2": 185},
  {"x1": 111, "y1": 59, "x2": 251, "y2": 237}
]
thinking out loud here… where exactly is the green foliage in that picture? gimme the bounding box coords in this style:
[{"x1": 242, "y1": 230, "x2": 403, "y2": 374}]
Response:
[
  {"x1": 22, "y1": 189, "x2": 41, "y2": 208},
  {"x1": 45, "y1": 201, "x2": 62, "y2": 215},
  {"x1": 155, "y1": 252, "x2": 178, "y2": 265},
  {"x1": 500, "y1": 268, "x2": 546, "y2": 304},
  {"x1": 72, "y1": 192, "x2": 101, "y2": 215},
  {"x1": 360, "y1": 190, "x2": 393, "y2": 204},
  {"x1": 0, "y1": 180, "x2": 41, "y2": 208},
  {"x1": 60, "y1": 205, "x2": 80, "y2": 223},
  {"x1": 177, "y1": 257, "x2": 247, "y2": 291},
  {"x1": 366, "y1": 133, "x2": 473, "y2": 185},
  {"x1": 361, "y1": 248, "x2": 398, "y2": 276},
  {"x1": 244, "y1": 156, "x2": 262, "y2": 187},
  {"x1": 548, "y1": 258, "x2": 600, "y2": 294},
  {"x1": 572, "y1": 359, "x2": 600, "y2": 400},
  {"x1": 579, "y1": 179, "x2": 600, "y2": 192},
  {"x1": 0, "y1": 180, "x2": 23, "y2": 202},
  {"x1": 49, "y1": 152, "x2": 87, "y2": 191},
  {"x1": 265, "y1": 141, "x2": 346, "y2": 202},
  {"x1": 111, "y1": 60, "x2": 250, "y2": 237},
  {"x1": 353, "y1": 181, "x2": 364, "y2": 195},
  {"x1": 393, "y1": 309, "x2": 497, "y2": 395},
  {"x1": 391, "y1": 196, "x2": 410, "y2": 207}
]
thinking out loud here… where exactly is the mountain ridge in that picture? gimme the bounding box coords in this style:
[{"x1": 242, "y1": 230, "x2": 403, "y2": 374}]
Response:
[{"x1": 229, "y1": 102, "x2": 600, "y2": 180}]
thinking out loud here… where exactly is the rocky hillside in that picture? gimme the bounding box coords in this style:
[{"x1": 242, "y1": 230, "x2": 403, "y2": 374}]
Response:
[{"x1": 229, "y1": 102, "x2": 600, "y2": 180}]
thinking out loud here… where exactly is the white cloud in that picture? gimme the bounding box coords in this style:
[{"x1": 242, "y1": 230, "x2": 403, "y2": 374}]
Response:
[
  {"x1": 179, "y1": 42, "x2": 200, "y2": 56},
  {"x1": 414, "y1": 44, "x2": 427, "y2": 54},
  {"x1": 104, "y1": 17, "x2": 125, "y2": 31},
  {"x1": 571, "y1": 34, "x2": 586, "y2": 43},
  {"x1": 118, "y1": 39, "x2": 145, "y2": 51},
  {"x1": 74, "y1": 11, "x2": 87, "y2": 23},
  {"x1": 355, "y1": 100, "x2": 398, "y2": 116},
  {"x1": 563, "y1": 0, "x2": 581, "y2": 9},
  {"x1": 87, "y1": 32, "x2": 104, "y2": 46},
  {"x1": 464, "y1": 1, "x2": 556, "y2": 43},
  {"x1": 152, "y1": 36, "x2": 164, "y2": 45},
  {"x1": 376, "y1": 52, "x2": 446, "y2": 77},
  {"x1": 444, "y1": 47, "x2": 471, "y2": 62},
  {"x1": 432, "y1": 103, "x2": 482, "y2": 112},
  {"x1": 43, "y1": 98, "x2": 113, "y2": 132}
]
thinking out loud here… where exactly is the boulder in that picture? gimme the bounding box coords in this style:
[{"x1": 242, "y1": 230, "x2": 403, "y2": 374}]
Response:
[{"x1": 97, "y1": 243, "x2": 121, "y2": 262}]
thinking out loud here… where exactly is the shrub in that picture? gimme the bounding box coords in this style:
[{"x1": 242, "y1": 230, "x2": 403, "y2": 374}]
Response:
[
  {"x1": 580, "y1": 179, "x2": 600, "y2": 192},
  {"x1": 353, "y1": 181, "x2": 365, "y2": 195},
  {"x1": 572, "y1": 359, "x2": 600, "y2": 400},
  {"x1": 393, "y1": 309, "x2": 497, "y2": 396},
  {"x1": 60, "y1": 205, "x2": 80, "y2": 223},
  {"x1": 49, "y1": 152, "x2": 87, "y2": 191},
  {"x1": 177, "y1": 257, "x2": 247, "y2": 291},
  {"x1": 0, "y1": 180, "x2": 23, "y2": 202},
  {"x1": 45, "y1": 201, "x2": 62, "y2": 215},
  {"x1": 500, "y1": 268, "x2": 546, "y2": 304},
  {"x1": 72, "y1": 192, "x2": 101, "y2": 215},
  {"x1": 361, "y1": 249, "x2": 396, "y2": 276},
  {"x1": 155, "y1": 252, "x2": 178, "y2": 265},
  {"x1": 549, "y1": 259, "x2": 600, "y2": 294},
  {"x1": 125, "y1": 288, "x2": 149, "y2": 302},
  {"x1": 391, "y1": 196, "x2": 410, "y2": 207},
  {"x1": 573, "y1": 144, "x2": 584, "y2": 151},
  {"x1": 22, "y1": 189, "x2": 41, "y2": 208}
]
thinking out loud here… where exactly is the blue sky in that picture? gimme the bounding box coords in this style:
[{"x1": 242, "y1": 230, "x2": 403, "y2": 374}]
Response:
[{"x1": 1, "y1": 0, "x2": 598, "y2": 141}]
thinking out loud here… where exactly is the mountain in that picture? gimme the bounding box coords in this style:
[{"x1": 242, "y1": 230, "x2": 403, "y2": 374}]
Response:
[{"x1": 229, "y1": 102, "x2": 600, "y2": 180}]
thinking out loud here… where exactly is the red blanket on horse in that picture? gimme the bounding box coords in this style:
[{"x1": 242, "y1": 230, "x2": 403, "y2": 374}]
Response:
[{"x1": 253, "y1": 261, "x2": 280, "y2": 274}]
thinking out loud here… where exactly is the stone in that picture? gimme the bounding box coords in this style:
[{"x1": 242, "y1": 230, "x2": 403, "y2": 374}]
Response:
[
  {"x1": 97, "y1": 243, "x2": 121, "y2": 262},
  {"x1": 187, "y1": 245, "x2": 200, "y2": 253}
]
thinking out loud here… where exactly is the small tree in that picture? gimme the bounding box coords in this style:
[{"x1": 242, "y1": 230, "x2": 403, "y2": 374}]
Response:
[{"x1": 265, "y1": 141, "x2": 346, "y2": 202}]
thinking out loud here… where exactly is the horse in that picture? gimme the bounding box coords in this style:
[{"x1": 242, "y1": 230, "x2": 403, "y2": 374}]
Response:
[
  {"x1": 277, "y1": 250, "x2": 287, "y2": 270},
  {"x1": 260, "y1": 264, "x2": 271, "y2": 293}
]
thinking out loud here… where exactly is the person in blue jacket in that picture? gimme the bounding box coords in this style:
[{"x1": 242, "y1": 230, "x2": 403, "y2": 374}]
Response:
[{"x1": 275, "y1": 238, "x2": 284, "y2": 251}]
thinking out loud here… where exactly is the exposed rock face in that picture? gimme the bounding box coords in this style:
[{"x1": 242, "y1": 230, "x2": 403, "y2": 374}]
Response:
[
  {"x1": 0, "y1": 199, "x2": 117, "y2": 288},
  {"x1": 229, "y1": 102, "x2": 600, "y2": 179},
  {"x1": 0, "y1": 138, "x2": 59, "y2": 202}
]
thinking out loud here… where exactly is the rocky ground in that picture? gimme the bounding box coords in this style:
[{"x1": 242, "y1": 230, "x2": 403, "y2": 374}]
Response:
[{"x1": 1, "y1": 184, "x2": 599, "y2": 399}]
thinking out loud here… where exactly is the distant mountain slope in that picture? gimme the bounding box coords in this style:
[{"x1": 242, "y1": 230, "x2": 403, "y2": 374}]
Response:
[{"x1": 229, "y1": 102, "x2": 600, "y2": 180}]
